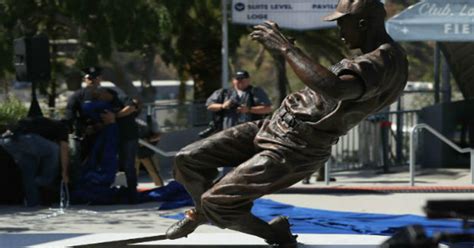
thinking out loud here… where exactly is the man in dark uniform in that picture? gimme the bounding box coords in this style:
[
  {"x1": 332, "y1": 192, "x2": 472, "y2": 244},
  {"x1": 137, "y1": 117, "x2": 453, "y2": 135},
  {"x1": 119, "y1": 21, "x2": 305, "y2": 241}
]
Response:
[
  {"x1": 200, "y1": 70, "x2": 272, "y2": 138},
  {"x1": 206, "y1": 70, "x2": 272, "y2": 130},
  {"x1": 64, "y1": 67, "x2": 140, "y2": 202},
  {"x1": 64, "y1": 66, "x2": 113, "y2": 162},
  {"x1": 166, "y1": 0, "x2": 408, "y2": 247}
]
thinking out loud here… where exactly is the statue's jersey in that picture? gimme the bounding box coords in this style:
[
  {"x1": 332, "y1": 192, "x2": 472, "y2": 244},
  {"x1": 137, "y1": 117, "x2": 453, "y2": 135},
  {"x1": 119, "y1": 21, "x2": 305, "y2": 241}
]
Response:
[{"x1": 256, "y1": 42, "x2": 408, "y2": 151}]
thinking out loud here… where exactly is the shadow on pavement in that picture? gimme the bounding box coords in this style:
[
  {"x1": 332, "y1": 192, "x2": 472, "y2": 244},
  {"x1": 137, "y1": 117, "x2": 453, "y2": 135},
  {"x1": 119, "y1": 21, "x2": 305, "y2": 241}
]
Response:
[{"x1": 74, "y1": 235, "x2": 269, "y2": 248}]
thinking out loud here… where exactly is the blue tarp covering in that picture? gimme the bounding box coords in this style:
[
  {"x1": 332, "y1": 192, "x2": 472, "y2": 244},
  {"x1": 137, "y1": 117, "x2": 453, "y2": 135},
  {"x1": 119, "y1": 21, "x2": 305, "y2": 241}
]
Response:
[
  {"x1": 71, "y1": 180, "x2": 470, "y2": 237},
  {"x1": 139, "y1": 180, "x2": 193, "y2": 210},
  {"x1": 161, "y1": 182, "x2": 469, "y2": 236}
]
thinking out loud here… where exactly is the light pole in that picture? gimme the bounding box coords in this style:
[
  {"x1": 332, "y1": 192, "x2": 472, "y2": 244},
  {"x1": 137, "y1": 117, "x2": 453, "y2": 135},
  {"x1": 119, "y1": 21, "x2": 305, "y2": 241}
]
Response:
[{"x1": 221, "y1": 0, "x2": 229, "y2": 89}]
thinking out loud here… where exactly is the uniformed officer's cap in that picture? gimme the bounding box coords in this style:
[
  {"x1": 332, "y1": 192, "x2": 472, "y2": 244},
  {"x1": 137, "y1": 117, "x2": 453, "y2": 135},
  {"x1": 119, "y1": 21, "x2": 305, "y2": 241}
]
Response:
[
  {"x1": 81, "y1": 66, "x2": 103, "y2": 79},
  {"x1": 234, "y1": 70, "x2": 250, "y2": 80},
  {"x1": 323, "y1": 0, "x2": 385, "y2": 22}
]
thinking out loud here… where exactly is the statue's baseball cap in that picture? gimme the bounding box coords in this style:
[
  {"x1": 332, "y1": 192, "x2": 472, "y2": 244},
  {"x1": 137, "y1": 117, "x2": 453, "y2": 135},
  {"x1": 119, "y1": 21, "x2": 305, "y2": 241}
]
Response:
[{"x1": 323, "y1": 0, "x2": 385, "y2": 22}]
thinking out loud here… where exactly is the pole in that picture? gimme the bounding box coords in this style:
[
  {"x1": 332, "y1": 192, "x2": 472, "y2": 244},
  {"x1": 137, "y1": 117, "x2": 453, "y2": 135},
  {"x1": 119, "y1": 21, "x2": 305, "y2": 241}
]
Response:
[
  {"x1": 434, "y1": 43, "x2": 441, "y2": 104},
  {"x1": 396, "y1": 97, "x2": 403, "y2": 164},
  {"x1": 27, "y1": 80, "x2": 43, "y2": 117},
  {"x1": 380, "y1": 108, "x2": 390, "y2": 173},
  {"x1": 441, "y1": 54, "x2": 452, "y2": 103},
  {"x1": 471, "y1": 151, "x2": 474, "y2": 185},
  {"x1": 409, "y1": 127, "x2": 416, "y2": 186},
  {"x1": 324, "y1": 161, "x2": 330, "y2": 186},
  {"x1": 221, "y1": 0, "x2": 229, "y2": 89}
]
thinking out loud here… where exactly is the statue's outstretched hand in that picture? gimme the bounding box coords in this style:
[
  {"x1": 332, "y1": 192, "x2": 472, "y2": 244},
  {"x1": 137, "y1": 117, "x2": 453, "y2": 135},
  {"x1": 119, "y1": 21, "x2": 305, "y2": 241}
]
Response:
[{"x1": 250, "y1": 20, "x2": 294, "y2": 53}]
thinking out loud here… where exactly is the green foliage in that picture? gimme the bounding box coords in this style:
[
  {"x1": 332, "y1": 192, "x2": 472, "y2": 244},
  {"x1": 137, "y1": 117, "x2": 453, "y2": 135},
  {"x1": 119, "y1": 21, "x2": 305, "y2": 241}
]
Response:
[
  {"x1": 0, "y1": 96, "x2": 28, "y2": 127},
  {"x1": 159, "y1": 1, "x2": 249, "y2": 100},
  {"x1": 401, "y1": 42, "x2": 435, "y2": 82},
  {"x1": 0, "y1": 0, "x2": 173, "y2": 100},
  {"x1": 289, "y1": 28, "x2": 347, "y2": 65},
  {"x1": 0, "y1": 2, "x2": 14, "y2": 78},
  {"x1": 0, "y1": 0, "x2": 438, "y2": 104}
]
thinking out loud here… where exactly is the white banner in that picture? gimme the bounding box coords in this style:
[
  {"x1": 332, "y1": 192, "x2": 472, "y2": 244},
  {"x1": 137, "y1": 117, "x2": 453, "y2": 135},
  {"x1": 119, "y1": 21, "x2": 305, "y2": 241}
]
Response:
[{"x1": 231, "y1": 0, "x2": 339, "y2": 30}]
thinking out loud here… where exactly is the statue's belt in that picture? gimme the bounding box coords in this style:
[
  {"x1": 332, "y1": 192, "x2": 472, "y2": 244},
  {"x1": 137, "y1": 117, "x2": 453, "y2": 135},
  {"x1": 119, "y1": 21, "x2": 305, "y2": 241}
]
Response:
[
  {"x1": 277, "y1": 109, "x2": 339, "y2": 145},
  {"x1": 278, "y1": 110, "x2": 301, "y2": 128}
]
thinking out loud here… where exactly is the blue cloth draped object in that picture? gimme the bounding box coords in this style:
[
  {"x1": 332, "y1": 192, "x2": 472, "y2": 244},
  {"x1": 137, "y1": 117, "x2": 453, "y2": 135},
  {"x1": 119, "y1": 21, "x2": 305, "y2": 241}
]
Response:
[
  {"x1": 139, "y1": 181, "x2": 194, "y2": 210},
  {"x1": 80, "y1": 100, "x2": 118, "y2": 185},
  {"x1": 71, "y1": 100, "x2": 119, "y2": 204},
  {"x1": 162, "y1": 193, "x2": 469, "y2": 237}
]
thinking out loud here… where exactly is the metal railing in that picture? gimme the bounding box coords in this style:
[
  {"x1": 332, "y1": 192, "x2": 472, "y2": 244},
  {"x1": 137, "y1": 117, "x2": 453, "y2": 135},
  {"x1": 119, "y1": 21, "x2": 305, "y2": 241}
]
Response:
[
  {"x1": 409, "y1": 123, "x2": 474, "y2": 186},
  {"x1": 148, "y1": 103, "x2": 423, "y2": 172},
  {"x1": 331, "y1": 110, "x2": 419, "y2": 171},
  {"x1": 138, "y1": 139, "x2": 178, "y2": 157},
  {"x1": 149, "y1": 102, "x2": 209, "y2": 132}
]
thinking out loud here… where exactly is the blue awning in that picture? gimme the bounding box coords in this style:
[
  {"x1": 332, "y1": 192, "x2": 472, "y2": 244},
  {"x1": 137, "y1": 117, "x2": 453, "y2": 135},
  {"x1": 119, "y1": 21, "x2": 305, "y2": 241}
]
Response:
[{"x1": 386, "y1": 0, "x2": 474, "y2": 41}]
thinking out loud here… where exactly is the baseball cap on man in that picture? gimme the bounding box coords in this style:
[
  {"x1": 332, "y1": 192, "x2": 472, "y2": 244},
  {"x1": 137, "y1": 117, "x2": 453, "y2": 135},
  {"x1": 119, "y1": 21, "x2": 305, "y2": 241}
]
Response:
[
  {"x1": 81, "y1": 66, "x2": 103, "y2": 79},
  {"x1": 234, "y1": 70, "x2": 250, "y2": 80},
  {"x1": 323, "y1": 0, "x2": 385, "y2": 22}
]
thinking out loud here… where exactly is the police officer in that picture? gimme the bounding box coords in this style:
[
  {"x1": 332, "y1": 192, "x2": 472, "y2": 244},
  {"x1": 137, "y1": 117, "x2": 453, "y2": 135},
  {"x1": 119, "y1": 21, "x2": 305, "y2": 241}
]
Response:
[
  {"x1": 65, "y1": 67, "x2": 114, "y2": 190},
  {"x1": 64, "y1": 66, "x2": 115, "y2": 162},
  {"x1": 65, "y1": 66, "x2": 140, "y2": 203},
  {"x1": 206, "y1": 70, "x2": 272, "y2": 131}
]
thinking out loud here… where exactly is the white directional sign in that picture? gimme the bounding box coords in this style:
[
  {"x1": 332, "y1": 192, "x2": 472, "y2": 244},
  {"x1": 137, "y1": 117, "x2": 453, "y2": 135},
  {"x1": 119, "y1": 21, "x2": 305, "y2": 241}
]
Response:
[{"x1": 231, "y1": 0, "x2": 338, "y2": 30}]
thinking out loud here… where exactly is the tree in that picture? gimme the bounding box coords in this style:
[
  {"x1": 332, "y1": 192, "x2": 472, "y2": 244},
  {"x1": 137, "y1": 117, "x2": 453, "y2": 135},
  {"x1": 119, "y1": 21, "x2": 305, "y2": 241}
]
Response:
[
  {"x1": 160, "y1": 0, "x2": 247, "y2": 101},
  {"x1": 231, "y1": 27, "x2": 347, "y2": 104},
  {"x1": 0, "y1": 0, "x2": 172, "y2": 104}
]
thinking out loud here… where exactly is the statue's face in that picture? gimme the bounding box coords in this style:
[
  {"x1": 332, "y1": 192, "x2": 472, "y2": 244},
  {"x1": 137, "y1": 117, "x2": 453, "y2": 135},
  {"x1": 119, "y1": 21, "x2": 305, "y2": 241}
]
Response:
[
  {"x1": 233, "y1": 78, "x2": 250, "y2": 91},
  {"x1": 337, "y1": 15, "x2": 365, "y2": 50}
]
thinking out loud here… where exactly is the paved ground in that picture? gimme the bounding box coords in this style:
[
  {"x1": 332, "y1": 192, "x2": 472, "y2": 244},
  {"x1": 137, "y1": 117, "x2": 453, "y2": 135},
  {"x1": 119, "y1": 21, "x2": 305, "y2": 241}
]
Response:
[{"x1": 0, "y1": 167, "x2": 472, "y2": 247}]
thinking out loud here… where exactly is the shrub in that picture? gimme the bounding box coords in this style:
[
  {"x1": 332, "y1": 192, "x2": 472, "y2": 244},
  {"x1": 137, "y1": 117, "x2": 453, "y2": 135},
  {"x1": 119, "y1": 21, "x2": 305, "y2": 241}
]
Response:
[{"x1": 0, "y1": 96, "x2": 28, "y2": 132}]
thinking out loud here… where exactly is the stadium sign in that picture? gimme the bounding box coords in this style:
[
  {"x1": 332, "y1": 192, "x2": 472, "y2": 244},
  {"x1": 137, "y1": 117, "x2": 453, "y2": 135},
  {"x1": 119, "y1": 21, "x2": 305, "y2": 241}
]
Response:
[{"x1": 231, "y1": 0, "x2": 339, "y2": 30}]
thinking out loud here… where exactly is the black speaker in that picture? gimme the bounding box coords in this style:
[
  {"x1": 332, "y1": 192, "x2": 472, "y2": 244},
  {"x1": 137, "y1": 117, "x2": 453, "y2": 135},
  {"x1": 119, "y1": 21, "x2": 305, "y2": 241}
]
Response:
[{"x1": 14, "y1": 35, "x2": 51, "y2": 82}]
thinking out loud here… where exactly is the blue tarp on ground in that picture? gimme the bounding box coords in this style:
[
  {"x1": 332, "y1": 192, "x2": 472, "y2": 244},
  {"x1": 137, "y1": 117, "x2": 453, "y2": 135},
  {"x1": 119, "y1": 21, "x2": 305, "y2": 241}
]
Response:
[
  {"x1": 159, "y1": 182, "x2": 470, "y2": 236},
  {"x1": 139, "y1": 180, "x2": 194, "y2": 210}
]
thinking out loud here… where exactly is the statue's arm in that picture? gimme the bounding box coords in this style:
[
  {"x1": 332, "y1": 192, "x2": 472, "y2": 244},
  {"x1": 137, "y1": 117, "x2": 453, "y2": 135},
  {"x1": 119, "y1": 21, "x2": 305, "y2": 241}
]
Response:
[
  {"x1": 283, "y1": 46, "x2": 363, "y2": 101},
  {"x1": 251, "y1": 21, "x2": 364, "y2": 101}
]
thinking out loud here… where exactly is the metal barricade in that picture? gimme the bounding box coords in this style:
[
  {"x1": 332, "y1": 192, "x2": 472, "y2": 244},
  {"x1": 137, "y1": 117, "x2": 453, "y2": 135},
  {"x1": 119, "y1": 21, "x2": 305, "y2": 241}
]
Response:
[
  {"x1": 150, "y1": 101, "x2": 210, "y2": 132},
  {"x1": 331, "y1": 110, "x2": 420, "y2": 172}
]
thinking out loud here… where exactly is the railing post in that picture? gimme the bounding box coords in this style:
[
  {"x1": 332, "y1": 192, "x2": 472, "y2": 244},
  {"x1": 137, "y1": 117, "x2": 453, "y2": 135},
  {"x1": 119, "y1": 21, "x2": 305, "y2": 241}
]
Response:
[
  {"x1": 325, "y1": 161, "x2": 330, "y2": 186},
  {"x1": 396, "y1": 99, "x2": 404, "y2": 165},
  {"x1": 471, "y1": 151, "x2": 474, "y2": 185},
  {"x1": 409, "y1": 126, "x2": 416, "y2": 186}
]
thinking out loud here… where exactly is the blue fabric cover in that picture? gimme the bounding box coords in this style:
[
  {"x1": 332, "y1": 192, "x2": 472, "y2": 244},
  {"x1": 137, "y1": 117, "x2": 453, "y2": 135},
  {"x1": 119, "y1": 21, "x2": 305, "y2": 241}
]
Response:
[
  {"x1": 71, "y1": 101, "x2": 119, "y2": 204},
  {"x1": 160, "y1": 183, "x2": 469, "y2": 236},
  {"x1": 139, "y1": 180, "x2": 193, "y2": 210},
  {"x1": 71, "y1": 178, "x2": 471, "y2": 238}
]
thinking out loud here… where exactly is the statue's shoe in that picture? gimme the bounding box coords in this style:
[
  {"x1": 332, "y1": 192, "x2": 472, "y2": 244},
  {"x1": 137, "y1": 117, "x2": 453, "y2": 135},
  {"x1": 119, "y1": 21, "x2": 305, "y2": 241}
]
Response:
[
  {"x1": 267, "y1": 216, "x2": 298, "y2": 248},
  {"x1": 165, "y1": 209, "x2": 207, "y2": 240}
]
